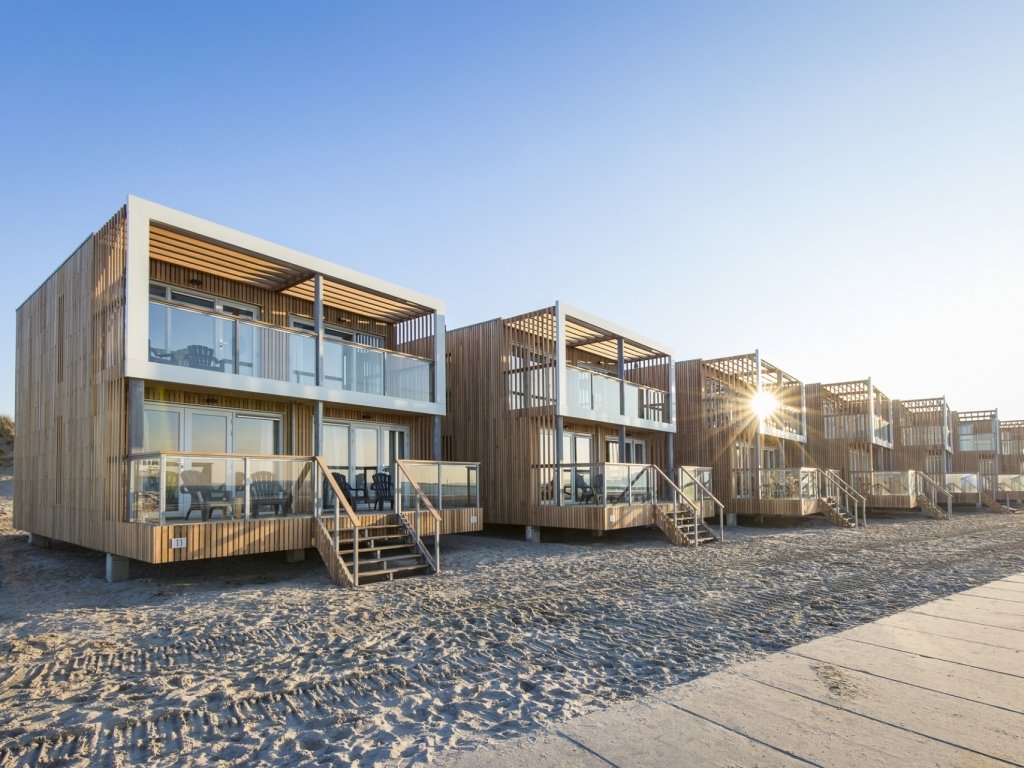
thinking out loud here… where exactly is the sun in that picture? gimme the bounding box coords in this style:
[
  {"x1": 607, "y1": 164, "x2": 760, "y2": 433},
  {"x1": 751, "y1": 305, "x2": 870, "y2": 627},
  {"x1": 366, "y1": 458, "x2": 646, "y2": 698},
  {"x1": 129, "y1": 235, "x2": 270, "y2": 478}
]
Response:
[{"x1": 750, "y1": 390, "x2": 779, "y2": 421}]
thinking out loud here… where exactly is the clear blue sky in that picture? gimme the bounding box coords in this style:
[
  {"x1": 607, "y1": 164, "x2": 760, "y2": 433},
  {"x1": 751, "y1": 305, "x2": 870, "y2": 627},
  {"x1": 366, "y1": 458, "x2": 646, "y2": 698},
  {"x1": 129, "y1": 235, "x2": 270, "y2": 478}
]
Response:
[{"x1": 2, "y1": 1, "x2": 1022, "y2": 418}]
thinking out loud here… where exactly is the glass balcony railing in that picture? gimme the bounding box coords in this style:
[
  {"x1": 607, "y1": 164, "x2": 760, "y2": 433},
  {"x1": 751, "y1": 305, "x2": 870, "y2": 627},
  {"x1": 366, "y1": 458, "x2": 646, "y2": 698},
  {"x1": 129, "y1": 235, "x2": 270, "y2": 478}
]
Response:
[
  {"x1": 532, "y1": 462, "x2": 663, "y2": 506},
  {"x1": 149, "y1": 300, "x2": 434, "y2": 402},
  {"x1": 396, "y1": 460, "x2": 481, "y2": 509},
  {"x1": 943, "y1": 473, "x2": 979, "y2": 495},
  {"x1": 677, "y1": 466, "x2": 713, "y2": 505},
  {"x1": 734, "y1": 467, "x2": 819, "y2": 500},
  {"x1": 127, "y1": 453, "x2": 315, "y2": 524},
  {"x1": 997, "y1": 475, "x2": 1024, "y2": 494},
  {"x1": 565, "y1": 365, "x2": 668, "y2": 424},
  {"x1": 849, "y1": 470, "x2": 914, "y2": 497}
]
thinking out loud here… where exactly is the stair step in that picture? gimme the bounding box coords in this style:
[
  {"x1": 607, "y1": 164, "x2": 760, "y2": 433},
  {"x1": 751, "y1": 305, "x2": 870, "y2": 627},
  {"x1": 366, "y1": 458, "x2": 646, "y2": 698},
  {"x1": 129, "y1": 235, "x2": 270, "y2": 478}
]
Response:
[
  {"x1": 338, "y1": 542, "x2": 416, "y2": 556},
  {"x1": 342, "y1": 550, "x2": 423, "y2": 566},
  {"x1": 356, "y1": 563, "x2": 432, "y2": 581}
]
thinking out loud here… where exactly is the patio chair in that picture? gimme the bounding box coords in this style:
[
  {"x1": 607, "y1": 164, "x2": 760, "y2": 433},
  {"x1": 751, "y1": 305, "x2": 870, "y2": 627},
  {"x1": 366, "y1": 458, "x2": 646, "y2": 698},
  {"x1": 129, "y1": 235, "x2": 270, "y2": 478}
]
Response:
[
  {"x1": 323, "y1": 471, "x2": 355, "y2": 510},
  {"x1": 573, "y1": 471, "x2": 595, "y2": 504},
  {"x1": 251, "y1": 471, "x2": 290, "y2": 517},
  {"x1": 179, "y1": 469, "x2": 231, "y2": 521},
  {"x1": 372, "y1": 471, "x2": 394, "y2": 510},
  {"x1": 353, "y1": 475, "x2": 371, "y2": 508},
  {"x1": 185, "y1": 344, "x2": 221, "y2": 371}
]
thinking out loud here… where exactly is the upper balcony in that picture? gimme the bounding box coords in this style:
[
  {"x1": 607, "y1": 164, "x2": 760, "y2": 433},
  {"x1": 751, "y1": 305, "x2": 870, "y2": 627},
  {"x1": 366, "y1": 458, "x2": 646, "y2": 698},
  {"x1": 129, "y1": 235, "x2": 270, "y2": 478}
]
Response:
[
  {"x1": 955, "y1": 409, "x2": 999, "y2": 454},
  {"x1": 503, "y1": 303, "x2": 674, "y2": 432},
  {"x1": 124, "y1": 197, "x2": 444, "y2": 415},
  {"x1": 698, "y1": 352, "x2": 807, "y2": 443},
  {"x1": 818, "y1": 379, "x2": 893, "y2": 448},
  {"x1": 896, "y1": 397, "x2": 953, "y2": 453}
]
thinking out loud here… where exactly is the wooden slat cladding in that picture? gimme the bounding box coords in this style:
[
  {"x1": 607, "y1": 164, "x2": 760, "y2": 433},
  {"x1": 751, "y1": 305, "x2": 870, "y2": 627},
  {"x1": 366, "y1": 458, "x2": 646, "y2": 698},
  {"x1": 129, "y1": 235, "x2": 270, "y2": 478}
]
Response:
[
  {"x1": 892, "y1": 397, "x2": 952, "y2": 476},
  {"x1": 444, "y1": 307, "x2": 673, "y2": 530},
  {"x1": 676, "y1": 356, "x2": 814, "y2": 517},
  {"x1": 15, "y1": 207, "x2": 128, "y2": 552},
  {"x1": 148, "y1": 517, "x2": 315, "y2": 564},
  {"x1": 1000, "y1": 420, "x2": 1024, "y2": 474},
  {"x1": 951, "y1": 409, "x2": 999, "y2": 475},
  {"x1": 806, "y1": 380, "x2": 894, "y2": 485}
]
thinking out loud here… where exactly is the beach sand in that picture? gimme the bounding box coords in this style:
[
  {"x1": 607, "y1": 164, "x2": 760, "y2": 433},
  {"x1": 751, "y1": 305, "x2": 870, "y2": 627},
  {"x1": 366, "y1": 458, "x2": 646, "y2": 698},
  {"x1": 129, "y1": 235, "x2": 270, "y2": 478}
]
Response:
[{"x1": 1, "y1": 477, "x2": 1022, "y2": 767}]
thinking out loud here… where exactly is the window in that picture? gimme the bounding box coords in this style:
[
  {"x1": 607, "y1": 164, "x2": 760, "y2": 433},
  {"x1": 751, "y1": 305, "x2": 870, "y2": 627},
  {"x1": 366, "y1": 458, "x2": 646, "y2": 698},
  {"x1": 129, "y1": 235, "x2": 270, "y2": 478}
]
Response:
[
  {"x1": 150, "y1": 283, "x2": 258, "y2": 319},
  {"x1": 289, "y1": 317, "x2": 383, "y2": 347},
  {"x1": 143, "y1": 403, "x2": 281, "y2": 454}
]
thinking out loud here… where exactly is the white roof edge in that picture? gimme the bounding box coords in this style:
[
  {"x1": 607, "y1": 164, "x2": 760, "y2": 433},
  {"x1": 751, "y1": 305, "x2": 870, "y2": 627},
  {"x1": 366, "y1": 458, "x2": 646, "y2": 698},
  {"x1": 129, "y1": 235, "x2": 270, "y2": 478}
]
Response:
[
  {"x1": 127, "y1": 195, "x2": 445, "y2": 314},
  {"x1": 558, "y1": 301, "x2": 673, "y2": 358}
]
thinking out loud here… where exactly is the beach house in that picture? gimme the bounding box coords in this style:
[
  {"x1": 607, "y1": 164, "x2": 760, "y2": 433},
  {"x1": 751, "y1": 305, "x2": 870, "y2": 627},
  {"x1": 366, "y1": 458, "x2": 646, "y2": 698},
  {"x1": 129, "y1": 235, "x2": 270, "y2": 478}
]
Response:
[
  {"x1": 443, "y1": 303, "x2": 718, "y2": 545},
  {"x1": 998, "y1": 419, "x2": 1024, "y2": 507},
  {"x1": 676, "y1": 352, "x2": 864, "y2": 527},
  {"x1": 15, "y1": 196, "x2": 482, "y2": 585},
  {"x1": 949, "y1": 408, "x2": 1014, "y2": 511}
]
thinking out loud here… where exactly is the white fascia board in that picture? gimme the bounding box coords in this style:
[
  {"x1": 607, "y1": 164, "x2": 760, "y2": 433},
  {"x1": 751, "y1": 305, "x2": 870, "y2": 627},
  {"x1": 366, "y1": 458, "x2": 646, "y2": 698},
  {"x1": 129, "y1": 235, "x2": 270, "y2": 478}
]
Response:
[
  {"x1": 126, "y1": 359, "x2": 445, "y2": 417},
  {"x1": 126, "y1": 196, "x2": 445, "y2": 314}
]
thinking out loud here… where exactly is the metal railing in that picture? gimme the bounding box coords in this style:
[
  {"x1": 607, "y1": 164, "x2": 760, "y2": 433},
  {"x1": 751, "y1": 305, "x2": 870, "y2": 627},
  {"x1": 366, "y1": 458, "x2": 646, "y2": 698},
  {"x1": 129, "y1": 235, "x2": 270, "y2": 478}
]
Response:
[
  {"x1": 394, "y1": 459, "x2": 444, "y2": 573},
  {"x1": 395, "y1": 460, "x2": 481, "y2": 510},
  {"x1": 651, "y1": 465, "x2": 720, "y2": 545},
  {"x1": 533, "y1": 462, "x2": 660, "y2": 506},
  {"x1": 127, "y1": 452, "x2": 314, "y2": 524},
  {"x1": 564, "y1": 365, "x2": 669, "y2": 424},
  {"x1": 149, "y1": 299, "x2": 434, "y2": 401},
  {"x1": 676, "y1": 466, "x2": 725, "y2": 541},
  {"x1": 315, "y1": 456, "x2": 361, "y2": 586},
  {"x1": 822, "y1": 469, "x2": 867, "y2": 527},
  {"x1": 916, "y1": 471, "x2": 953, "y2": 518}
]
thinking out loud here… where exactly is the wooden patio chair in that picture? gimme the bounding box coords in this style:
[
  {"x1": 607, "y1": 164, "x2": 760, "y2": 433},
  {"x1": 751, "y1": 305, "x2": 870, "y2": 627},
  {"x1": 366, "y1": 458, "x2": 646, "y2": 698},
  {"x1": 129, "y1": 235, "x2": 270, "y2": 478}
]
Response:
[
  {"x1": 372, "y1": 471, "x2": 394, "y2": 510},
  {"x1": 250, "y1": 471, "x2": 290, "y2": 517},
  {"x1": 572, "y1": 471, "x2": 595, "y2": 504},
  {"x1": 323, "y1": 471, "x2": 355, "y2": 510},
  {"x1": 179, "y1": 469, "x2": 231, "y2": 521},
  {"x1": 185, "y1": 344, "x2": 221, "y2": 371}
]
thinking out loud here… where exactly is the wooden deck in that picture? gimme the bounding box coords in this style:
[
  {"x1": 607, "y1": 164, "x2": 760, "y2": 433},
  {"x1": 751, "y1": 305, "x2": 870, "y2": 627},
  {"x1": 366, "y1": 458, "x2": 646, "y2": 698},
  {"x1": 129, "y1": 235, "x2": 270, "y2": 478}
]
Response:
[
  {"x1": 729, "y1": 498, "x2": 818, "y2": 518},
  {"x1": 866, "y1": 493, "x2": 918, "y2": 509},
  {"x1": 528, "y1": 502, "x2": 675, "y2": 531}
]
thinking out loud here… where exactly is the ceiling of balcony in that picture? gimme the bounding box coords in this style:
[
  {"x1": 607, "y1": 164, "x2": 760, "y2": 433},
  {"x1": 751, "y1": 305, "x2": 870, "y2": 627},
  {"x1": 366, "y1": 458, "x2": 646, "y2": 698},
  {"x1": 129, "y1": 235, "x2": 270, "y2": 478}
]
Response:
[
  {"x1": 149, "y1": 224, "x2": 434, "y2": 323},
  {"x1": 503, "y1": 308, "x2": 668, "y2": 363}
]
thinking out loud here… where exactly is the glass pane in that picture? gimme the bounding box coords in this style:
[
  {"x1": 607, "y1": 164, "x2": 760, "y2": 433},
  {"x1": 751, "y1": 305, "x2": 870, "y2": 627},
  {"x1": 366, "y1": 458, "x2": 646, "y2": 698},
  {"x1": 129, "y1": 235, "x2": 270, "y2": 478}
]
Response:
[
  {"x1": 575, "y1": 435, "x2": 592, "y2": 464},
  {"x1": 144, "y1": 409, "x2": 180, "y2": 452},
  {"x1": 323, "y1": 424, "x2": 350, "y2": 471},
  {"x1": 353, "y1": 426, "x2": 379, "y2": 494},
  {"x1": 190, "y1": 413, "x2": 228, "y2": 453},
  {"x1": 234, "y1": 417, "x2": 278, "y2": 455}
]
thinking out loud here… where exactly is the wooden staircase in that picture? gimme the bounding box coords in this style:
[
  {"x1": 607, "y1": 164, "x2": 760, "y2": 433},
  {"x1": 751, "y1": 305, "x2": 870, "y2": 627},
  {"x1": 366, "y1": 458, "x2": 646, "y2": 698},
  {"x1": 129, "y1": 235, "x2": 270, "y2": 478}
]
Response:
[
  {"x1": 917, "y1": 493, "x2": 950, "y2": 520},
  {"x1": 820, "y1": 496, "x2": 858, "y2": 528},
  {"x1": 651, "y1": 466, "x2": 721, "y2": 547},
  {"x1": 336, "y1": 516, "x2": 432, "y2": 583},
  {"x1": 980, "y1": 492, "x2": 1018, "y2": 515}
]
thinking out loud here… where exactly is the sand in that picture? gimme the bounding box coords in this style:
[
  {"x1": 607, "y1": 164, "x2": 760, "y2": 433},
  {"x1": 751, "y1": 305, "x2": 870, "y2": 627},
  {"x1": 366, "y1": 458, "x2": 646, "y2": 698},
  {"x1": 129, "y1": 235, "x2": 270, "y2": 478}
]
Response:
[{"x1": 1, "y1": 477, "x2": 1022, "y2": 767}]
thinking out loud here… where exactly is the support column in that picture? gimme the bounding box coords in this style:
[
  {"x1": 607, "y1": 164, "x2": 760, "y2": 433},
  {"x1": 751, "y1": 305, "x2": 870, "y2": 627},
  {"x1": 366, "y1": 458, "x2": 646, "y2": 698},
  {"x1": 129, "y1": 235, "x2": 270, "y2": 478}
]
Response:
[
  {"x1": 314, "y1": 274, "x2": 325, "y2": 388},
  {"x1": 28, "y1": 533, "x2": 51, "y2": 548},
  {"x1": 617, "y1": 338, "x2": 626, "y2": 455},
  {"x1": 314, "y1": 402, "x2": 324, "y2": 457},
  {"x1": 285, "y1": 548, "x2": 306, "y2": 563},
  {"x1": 525, "y1": 526, "x2": 541, "y2": 544},
  {"x1": 105, "y1": 553, "x2": 130, "y2": 583},
  {"x1": 433, "y1": 416, "x2": 442, "y2": 461},
  {"x1": 127, "y1": 379, "x2": 144, "y2": 454}
]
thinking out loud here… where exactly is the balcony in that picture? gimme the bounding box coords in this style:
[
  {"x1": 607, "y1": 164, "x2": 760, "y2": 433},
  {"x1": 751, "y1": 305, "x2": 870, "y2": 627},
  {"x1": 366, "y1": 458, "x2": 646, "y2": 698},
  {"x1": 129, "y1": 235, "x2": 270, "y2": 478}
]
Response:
[
  {"x1": 564, "y1": 365, "x2": 669, "y2": 428},
  {"x1": 533, "y1": 462, "x2": 671, "y2": 506},
  {"x1": 128, "y1": 453, "x2": 315, "y2": 524},
  {"x1": 733, "y1": 467, "x2": 819, "y2": 500},
  {"x1": 148, "y1": 300, "x2": 434, "y2": 403},
  {"x1": 849, "y1": 470, "x2": 914, "y2": 497}
]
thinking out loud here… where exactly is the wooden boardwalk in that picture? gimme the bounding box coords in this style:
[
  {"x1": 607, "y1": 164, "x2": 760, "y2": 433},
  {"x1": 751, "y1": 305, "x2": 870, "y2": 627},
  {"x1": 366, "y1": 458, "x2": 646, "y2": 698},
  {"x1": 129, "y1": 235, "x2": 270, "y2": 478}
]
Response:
[{"x1": 443, "y1": 574, "x2": 1024, "y2": 767}]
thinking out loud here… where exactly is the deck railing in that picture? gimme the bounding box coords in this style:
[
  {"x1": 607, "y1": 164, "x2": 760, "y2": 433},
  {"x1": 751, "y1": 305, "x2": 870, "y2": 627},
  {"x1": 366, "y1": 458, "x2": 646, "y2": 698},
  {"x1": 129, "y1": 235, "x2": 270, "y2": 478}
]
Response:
[
  {"x1": 675, "y1": 466, "x2": 725, "y2": 542},
  {"x1": 395, "y1": 460, "x2": 481, "y2": 510},
  {"x1": 849, "y1": 470, "x2": 915, "y2": 497},
  {"x1": 149, "y1": 299, "x2": 434, "y2": 401},
  {"x1": 733, "y1": 467, "x2": 819, "y2": 500},
  {"x1": 916, "y1": 472, "x2": 954, "y2": 518},
  {"x1": 394, "y1": 460, "x2": 448, "y2": 573},
  {"x1": 822, "y1": 470, "x2": 867, "y2": 527},
  {"x1": 565, "y1": 365, "x2": 668, "y2": 423},
  {"x1": 127, "y1": 452, "x2": 315, "y2": 524},
  {"x1": 533, "y1": 462, "x2": 665, "y2": 506}
]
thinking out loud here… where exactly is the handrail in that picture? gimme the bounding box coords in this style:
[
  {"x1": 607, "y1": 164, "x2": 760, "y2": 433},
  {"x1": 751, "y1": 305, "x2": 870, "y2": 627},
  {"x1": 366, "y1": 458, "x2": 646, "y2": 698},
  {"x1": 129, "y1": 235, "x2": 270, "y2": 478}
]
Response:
[
  {"x1": 395, "y1": 459, "x2": 443, "y2": 573},
  {"x1": 314, "y1": 517, "x2": 356, "y2": 588},
  {"x1": 916, "y1": 471, "x2": 953, "y2": 519},
  {"x1": 823, "y1": 469, "x2": 867, "y2": 527},
  {"x1": 677, "y1": 466, "x2": 726, "y2": 542},
  {"x1": 315, "y1": 455, "x2": 361, "y2": 586},
  {"x1": 651, "y1": 464, "x2": 722, "y2": 544}
]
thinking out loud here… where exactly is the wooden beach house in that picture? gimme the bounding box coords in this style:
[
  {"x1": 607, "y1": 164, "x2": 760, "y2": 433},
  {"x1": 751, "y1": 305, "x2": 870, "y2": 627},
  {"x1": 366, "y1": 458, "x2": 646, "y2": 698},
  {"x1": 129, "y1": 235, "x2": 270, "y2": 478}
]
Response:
[
  {"x1": 807, "y1": 381, "x2": 951, "y2": 519},
  {"x1": 883, "y1": 396, "x2": 956, "y2": 518},
  {"x1": 15, "y1": 196, "x2": 483, "y2": 586},
  {"x1": 676, "y1": 352, "x2": 864, "y2": 528},
  {"x1": 443, "y1": 303, "x2": 719, "y2": 545},
  {"x1": 998, "y1": 419, "x2": 1024, "y2": 507},
  {"x1": 949, "y1": 409, "x2": 999, "y2": 508}
]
